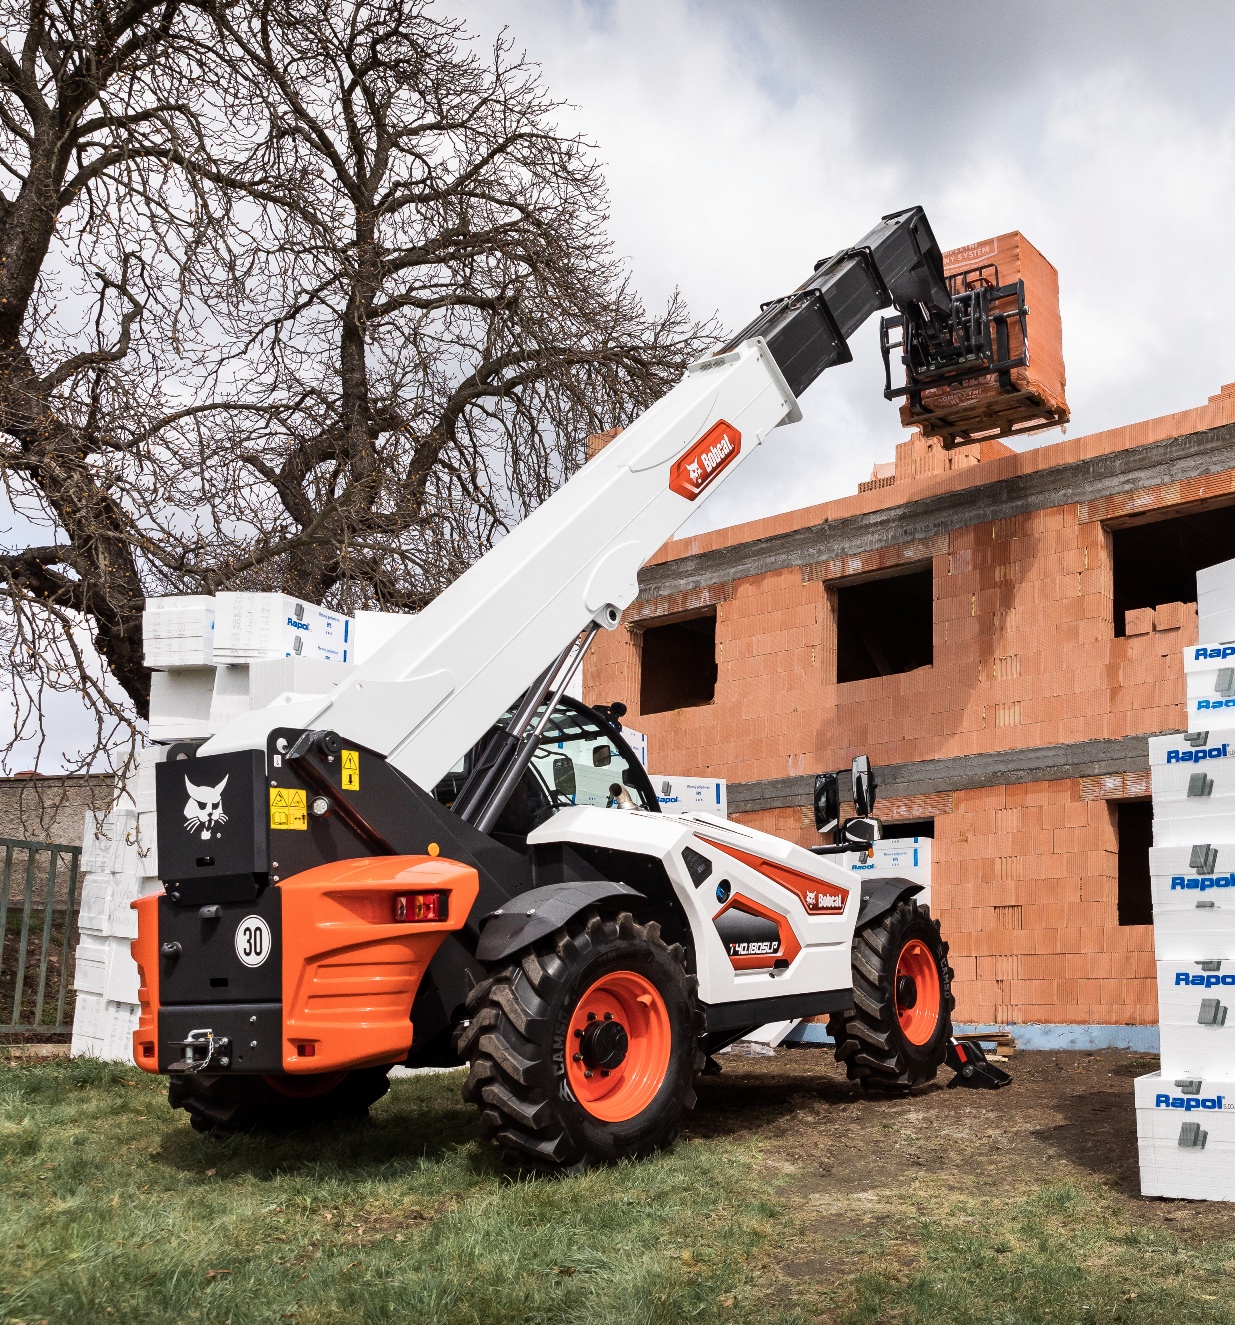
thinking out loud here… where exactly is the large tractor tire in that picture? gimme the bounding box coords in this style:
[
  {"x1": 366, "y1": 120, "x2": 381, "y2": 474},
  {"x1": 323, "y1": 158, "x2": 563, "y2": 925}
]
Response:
[
  {"x1": 458, "y1": 910, "x2": 704, "y2": 1173},
  {"x1": 168, "y1": 1066, "x2": 392, "y2": 1137},
  {"x1": 831, "y1": 897, "x2": 954, "y2": 1092}
]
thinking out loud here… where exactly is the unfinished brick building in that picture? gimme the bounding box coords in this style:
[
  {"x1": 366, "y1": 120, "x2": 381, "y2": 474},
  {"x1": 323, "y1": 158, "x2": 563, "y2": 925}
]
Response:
[{"x1": 583, "y1": 386, "x2": 1235, "y2": 1042}]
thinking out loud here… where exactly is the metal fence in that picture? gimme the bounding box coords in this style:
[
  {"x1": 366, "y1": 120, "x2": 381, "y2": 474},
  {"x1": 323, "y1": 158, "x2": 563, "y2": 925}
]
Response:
[{"x1": 0, "y1": 839, "x2": 81, "y2": 1036}]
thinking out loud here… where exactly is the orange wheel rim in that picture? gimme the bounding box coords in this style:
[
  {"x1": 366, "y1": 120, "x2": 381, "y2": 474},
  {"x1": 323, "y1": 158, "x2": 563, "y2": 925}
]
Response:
[
  {"x1": 565, "y1": 970, "x2": 672, "y2": 1123},
  {"x1": 262, "y1": 1071, "x2": 347, "y2": 1098},
  {"x1": 894, "y1": 938, "x2": 941, "y2": 1046}
]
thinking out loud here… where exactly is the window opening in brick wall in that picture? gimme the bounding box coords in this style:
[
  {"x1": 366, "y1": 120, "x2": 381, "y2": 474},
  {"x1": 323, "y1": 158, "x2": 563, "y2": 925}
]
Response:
[
  {"x1": 835, "y1": 567, "x2": 933, "y2": 683},
  {"x1": 1111, "y1": 501, "x2": 1235, "y2": 636},
  {"x1": 638, "y1": 611, "x2": 718, "y2": 715},
  {"x1": 1116, "y1": 799, "x2": 1153, "y2": 926},
  {"x1": 882, "y1": 818, "x2": 934, "y2": 839}
]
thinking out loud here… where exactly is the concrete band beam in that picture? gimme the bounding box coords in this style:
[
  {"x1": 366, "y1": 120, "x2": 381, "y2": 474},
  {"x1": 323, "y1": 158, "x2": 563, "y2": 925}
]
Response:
[
  {"x1": 637, "y1": 421, "x2": 1235, "y2": 602},
  {"x1": 727, "y1": 732, "x2": 1174, "y2": 815}
]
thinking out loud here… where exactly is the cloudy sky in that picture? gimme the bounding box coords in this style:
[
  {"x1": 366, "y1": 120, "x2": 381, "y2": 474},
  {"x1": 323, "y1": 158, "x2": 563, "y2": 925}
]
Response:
[{"x1": 467, "y1": 0, "x2": 1235, "y2": 532}]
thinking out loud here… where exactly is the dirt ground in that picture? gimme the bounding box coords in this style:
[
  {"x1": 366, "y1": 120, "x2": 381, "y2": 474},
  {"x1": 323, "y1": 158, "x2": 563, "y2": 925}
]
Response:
[{"x1": 689, "y1": 1045, "x2": 1235, "y2": 1270}]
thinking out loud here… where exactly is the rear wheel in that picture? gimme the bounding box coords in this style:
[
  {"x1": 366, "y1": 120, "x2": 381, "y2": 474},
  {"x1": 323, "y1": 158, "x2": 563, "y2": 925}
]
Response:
[
  {"x1": 831, "y1": 898, "x2": 954, "y2": 1092},
  {"x1": 168, "y1": 1066, "x2": 391, "y2": 1136},
  {"x1": 457, "y1": 910, "x2": 704, "y2": 1173}
]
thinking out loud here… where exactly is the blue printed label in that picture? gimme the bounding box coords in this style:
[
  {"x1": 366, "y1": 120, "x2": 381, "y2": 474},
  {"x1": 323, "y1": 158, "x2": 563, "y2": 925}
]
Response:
[
  {"x1": 1171, "y1": 874, "x2": 1235, "y2": 891},
  {"x1": 1166, "y1": 744, "x2": 1230, "y2": 763}
]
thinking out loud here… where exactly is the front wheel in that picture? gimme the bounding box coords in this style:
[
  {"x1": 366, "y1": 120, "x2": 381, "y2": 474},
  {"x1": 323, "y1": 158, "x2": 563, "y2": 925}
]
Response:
[
  {"x1": 457, "y1": 910, "x2": 704, "y2": 1172},
  {"x1": 831, "y1": 897, "x2": 954, "y2": 1092}
]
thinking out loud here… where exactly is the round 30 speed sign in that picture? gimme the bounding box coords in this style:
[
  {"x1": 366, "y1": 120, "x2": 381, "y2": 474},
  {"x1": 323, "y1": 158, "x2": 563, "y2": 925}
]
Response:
[{"x1": 234, "y1": 915, "x2": 272, "y2": 968}]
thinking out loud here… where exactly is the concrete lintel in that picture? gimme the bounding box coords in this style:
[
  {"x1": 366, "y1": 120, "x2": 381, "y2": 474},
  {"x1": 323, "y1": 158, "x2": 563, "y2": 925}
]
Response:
[
  {"x1": 727, "y1": 732, "x2": 1171, "y2": 815},
  {"x1": 638, "y1": 422, "x2": 1235, "y2": 601}
]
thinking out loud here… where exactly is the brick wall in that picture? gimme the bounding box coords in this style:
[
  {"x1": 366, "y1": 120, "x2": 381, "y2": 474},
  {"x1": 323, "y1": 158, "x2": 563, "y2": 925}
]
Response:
[
  {"x1": 589, "y1": 503, "x2": 1198, "y2": 782},
  {"x1": 584, "y1": 382, "x2": 1235, "y2": 1028}
]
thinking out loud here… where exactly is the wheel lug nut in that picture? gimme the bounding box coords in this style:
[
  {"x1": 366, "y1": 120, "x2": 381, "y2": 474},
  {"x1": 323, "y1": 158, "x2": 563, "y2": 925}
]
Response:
[
  {"x1": 573, "y1": 1053, "x2": 582, "y2": 1062},
  {"x1": 587, "y1": 1012, "x2": 597, "y2": 1021},
  {"x1": 600, "y1": 1069, "x2": 609, "y2": 1077},
  {"x1": 585, "y1": 1070, "x2": 593, "y2": 1079},
  {"x1": 574, "y1": 1029, "x2": 583, "y2": 1039},
  {"x1": 603, "y1": 1012, "x2": 613, "y2": 1021}
]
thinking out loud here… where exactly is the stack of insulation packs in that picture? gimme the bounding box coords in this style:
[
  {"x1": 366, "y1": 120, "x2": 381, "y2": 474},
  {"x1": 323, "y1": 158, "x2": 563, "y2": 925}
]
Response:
[
  {"x1": 214, "y1": 591, "x2": 352, "y2": 665},
  {"x1": 1138, "y1": 555, "x2": 1235, "y2": 1200},
  {"x1": 70, "y1": 749, "x2": 164, "y2": 1060},
  {"x1": 72, "y1": 595, "x2": 410, "y2": 1061}
]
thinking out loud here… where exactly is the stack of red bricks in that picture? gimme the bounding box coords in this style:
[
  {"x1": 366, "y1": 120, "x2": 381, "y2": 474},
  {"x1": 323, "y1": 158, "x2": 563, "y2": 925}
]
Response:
[{"x1": 897, "y1": 232, "x2": 1070, "y2": 448}]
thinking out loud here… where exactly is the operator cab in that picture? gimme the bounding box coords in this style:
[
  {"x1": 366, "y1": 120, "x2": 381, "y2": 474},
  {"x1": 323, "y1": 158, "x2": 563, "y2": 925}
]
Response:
[{"x1": 433, "y1": 695, "x2": 659, "y2": 850}]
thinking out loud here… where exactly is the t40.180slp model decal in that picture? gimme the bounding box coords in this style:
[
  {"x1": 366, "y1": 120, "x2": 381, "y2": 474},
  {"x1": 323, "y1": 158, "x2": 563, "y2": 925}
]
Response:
[
  {"x1": 700, "y1": 837, "x2": 850, "y2": 916},
  {"x1": 711, "y1": 893, "x2": 802, "y2": 971}
]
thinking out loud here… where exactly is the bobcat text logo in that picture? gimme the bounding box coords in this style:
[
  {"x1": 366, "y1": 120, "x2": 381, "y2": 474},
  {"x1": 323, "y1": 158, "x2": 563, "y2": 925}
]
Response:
[
  {"x1": 184, "y1": 775, "x2": 229, "y2": 840},
  {"x1": 668, "y1": 420, "x2": 742, "y2": 500},
  {"x1": 1155, "y1": 1093, "x2": 1228, "y2": 1110},
  {"x1": 1175, "y1": 970, "x2": 1235, "y2": 987},
  {"x1": 1171, "y1": 874, "x2": 1235, "y2": 891},
  {"x1": 729, "y1": 940, "x2": 780, "y2": 956},
  {"x1": 1196, "y1": 646, "x2": 1235, "y2": 660},
  {"x1": 805, "y1": 890, "x2": 846, "y2": 912},
  {"x1": 1166, "y1": 744, "x2": 1230, "y2": 763}
]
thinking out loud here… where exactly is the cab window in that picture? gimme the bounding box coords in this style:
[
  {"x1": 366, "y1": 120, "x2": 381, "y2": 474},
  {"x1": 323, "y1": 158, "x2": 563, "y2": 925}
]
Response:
[
  {"x1": 433, "y1": 701, "x2": 656, "y2": 841},
  {"x1": 528, "y1": 705, "x2": 654, "y2": 814}
]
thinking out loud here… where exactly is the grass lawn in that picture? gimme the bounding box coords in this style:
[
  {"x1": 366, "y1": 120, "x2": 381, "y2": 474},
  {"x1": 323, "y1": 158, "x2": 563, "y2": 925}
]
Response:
[{"x1": 2, "y1": 1049, "x2": 1235, "y2": 1323}]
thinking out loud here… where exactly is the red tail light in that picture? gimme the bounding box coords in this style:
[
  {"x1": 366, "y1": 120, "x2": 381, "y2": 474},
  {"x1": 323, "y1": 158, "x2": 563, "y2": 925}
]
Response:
[{"x1": 393, "y1": 891, "x2": 448, "y2": 923}]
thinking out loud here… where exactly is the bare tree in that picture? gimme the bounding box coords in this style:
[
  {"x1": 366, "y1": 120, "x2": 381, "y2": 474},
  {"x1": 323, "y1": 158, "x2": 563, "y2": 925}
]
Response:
[
  {"x1": 0, "y1": 0, "x2": 713, "y2": 781},
  {"x1": 0, "y1": 0, "x2": 216, "y2": 783},
  {"x1": 190, "y1": 0, "x2": 713, "y2": 608}
]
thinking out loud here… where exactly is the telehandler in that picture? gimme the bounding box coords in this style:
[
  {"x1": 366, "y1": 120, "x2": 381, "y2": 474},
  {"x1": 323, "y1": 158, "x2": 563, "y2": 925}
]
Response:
[{"x1": 135, "y1": 206, "x2": 1014, "y2": 1168}]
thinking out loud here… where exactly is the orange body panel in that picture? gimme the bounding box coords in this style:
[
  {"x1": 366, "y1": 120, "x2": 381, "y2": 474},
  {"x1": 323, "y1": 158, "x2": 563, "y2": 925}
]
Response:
[
  {"x1": 131, "y1": 893, "x2": 161, "y2": 1072},
  {"x1": 701, "y1": 837, "x2": 850, "y2": 916},
  {"x1": 278, "y1": 855, "x2": 478, "y2": 1073}
]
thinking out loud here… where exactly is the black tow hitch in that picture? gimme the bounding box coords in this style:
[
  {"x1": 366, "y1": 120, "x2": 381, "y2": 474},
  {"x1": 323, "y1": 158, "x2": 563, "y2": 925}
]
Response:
[
  {"x1": 167, "y1": 1028, "x2": 232, "y2": 1073},
  {"x1": 945, "y1": 1037, "x2": 1012, "y2": 1090}
]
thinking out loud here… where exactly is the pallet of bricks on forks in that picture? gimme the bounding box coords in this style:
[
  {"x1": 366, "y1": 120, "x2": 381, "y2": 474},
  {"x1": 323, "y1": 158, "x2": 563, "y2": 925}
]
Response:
[{"x1": 1138, "y1": 554, "x2": 1235, "y2": 1200}]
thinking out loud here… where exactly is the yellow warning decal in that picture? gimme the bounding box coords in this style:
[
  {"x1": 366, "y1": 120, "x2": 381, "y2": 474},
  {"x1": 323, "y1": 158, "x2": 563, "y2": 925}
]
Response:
[
  {"x1": 341, "y1": 749, "x2": 360, "y2": 792},
  {"x1": 269, "y1": 786, "x2": 307, "y2": 831}
]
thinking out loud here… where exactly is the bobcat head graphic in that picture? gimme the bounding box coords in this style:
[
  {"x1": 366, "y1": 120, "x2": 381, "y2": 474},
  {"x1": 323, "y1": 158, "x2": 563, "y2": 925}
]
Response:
[
  {"x1": 686, "y1": 459, "x2": 702, "y2": 484},
  {"x1": 184, "y1": 775, "x2": 229, "y2": 839}
]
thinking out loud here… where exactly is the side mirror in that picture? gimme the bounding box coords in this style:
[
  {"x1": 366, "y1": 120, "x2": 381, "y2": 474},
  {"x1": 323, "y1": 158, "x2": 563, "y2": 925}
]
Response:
[
  {"x1": 813, "y1": 772, "x2": 839, "y2": 836},
  {"x1": 592, "y1": 744, "x2": 612, "y2": 768},
  {"x1": 552, "y1": 755, "x2": 577, "y2": 797},
  {"x1": 851, "y1": 754, "x2": 877, "y2": 818}
]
